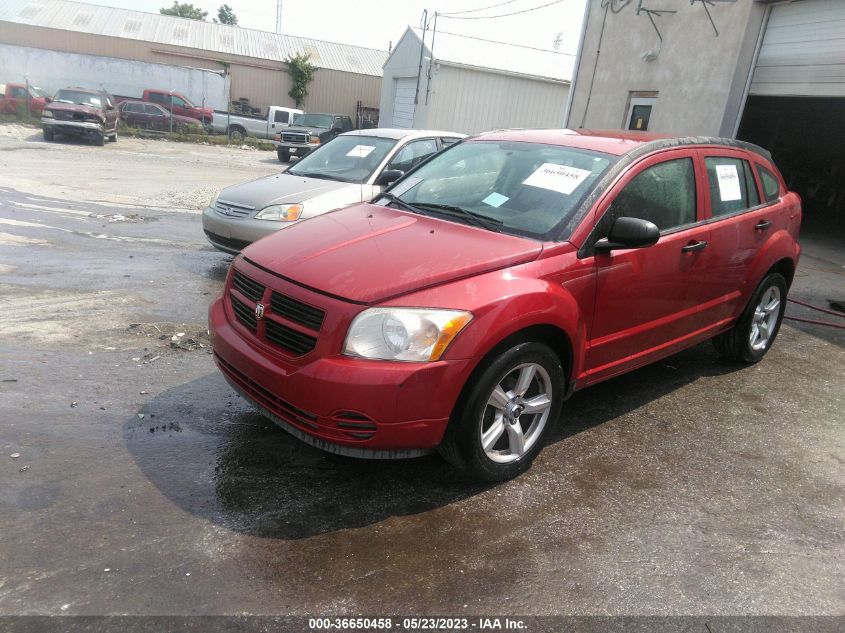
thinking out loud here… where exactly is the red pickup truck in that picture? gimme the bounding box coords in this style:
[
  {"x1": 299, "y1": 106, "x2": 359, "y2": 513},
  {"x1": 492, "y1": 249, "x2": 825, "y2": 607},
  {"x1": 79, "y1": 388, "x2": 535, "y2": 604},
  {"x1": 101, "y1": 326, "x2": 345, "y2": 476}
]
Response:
[
  {"x1": 0, "y1": 83, "x2": 50, "y2": 116},
  {"x1": 210, "y1": 129, "x2": 801, "y2": 481},
  {"x1": 114, "y1": 89, "x2": 213, "y2": 123}
]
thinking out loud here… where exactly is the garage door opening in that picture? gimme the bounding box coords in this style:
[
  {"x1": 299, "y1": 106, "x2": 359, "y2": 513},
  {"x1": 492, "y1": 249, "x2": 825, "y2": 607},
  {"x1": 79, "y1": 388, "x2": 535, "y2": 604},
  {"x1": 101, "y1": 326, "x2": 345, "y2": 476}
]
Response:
[{"x1": 737, "y1": 96, "x2": 845, "y2": 246}]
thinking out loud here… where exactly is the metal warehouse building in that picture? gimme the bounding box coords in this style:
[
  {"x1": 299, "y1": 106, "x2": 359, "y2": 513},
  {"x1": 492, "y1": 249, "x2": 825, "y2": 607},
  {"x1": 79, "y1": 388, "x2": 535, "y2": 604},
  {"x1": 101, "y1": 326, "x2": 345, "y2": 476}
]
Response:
[
  {"x1": 566, "y1": 0, "x2": 845, "y2": 243},
  {"x1": 0, "y1": 0, "x2": 387, "y2": 120},
  {"x1": 380, "y1": 27, "x2": 572, "y2": 134}
]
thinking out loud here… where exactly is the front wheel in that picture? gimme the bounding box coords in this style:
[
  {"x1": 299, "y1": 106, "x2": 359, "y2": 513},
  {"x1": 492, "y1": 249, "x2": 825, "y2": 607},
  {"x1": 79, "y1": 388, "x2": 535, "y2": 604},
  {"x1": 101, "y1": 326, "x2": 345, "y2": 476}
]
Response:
[
  {"x1": 439, "y1": 342, "x2": 564, "y2": 481},
  {"x1": 277, "y1": 149, "x2": 290, "y2": 163},
  {"x1": 109, "y1": 127, "x2": 118, "y2": 142},
  {"x1": 713, "y1": 272, "x2": 788, "y2": 363},
  {"x1": 43, "y1": 129, "x2": 54, "y2": 142}
]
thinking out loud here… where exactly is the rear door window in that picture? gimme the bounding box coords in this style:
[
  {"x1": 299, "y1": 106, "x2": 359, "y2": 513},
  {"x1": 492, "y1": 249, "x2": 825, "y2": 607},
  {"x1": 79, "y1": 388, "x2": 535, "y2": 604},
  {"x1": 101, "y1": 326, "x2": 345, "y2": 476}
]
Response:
[
  {"x1": 705, "y1": 156, "x2": 760, "y2": 217},
  {"x1": 756, "y1": 164, "x2": 781, "y2": 203},
  {"x1": 274, "y1": 110, "x2": 289, "y2": 124}
]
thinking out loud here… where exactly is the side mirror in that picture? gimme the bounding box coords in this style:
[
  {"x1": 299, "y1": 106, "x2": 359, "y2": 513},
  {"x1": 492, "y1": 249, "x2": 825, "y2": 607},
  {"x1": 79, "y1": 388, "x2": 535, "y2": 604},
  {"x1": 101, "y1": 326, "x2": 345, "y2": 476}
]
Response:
[
  {"x1": 45, "y1": 96, "x2": 53, "y2": 103},
  {"x1": 375, "y1": 169, "x2": 404, "y2": 187},
  {"x1": 594, "y1": 216, "x2": 659, "y2": 253},
  {"x1": 106, "y1": 103, "x2": 116, "y2": 111}
]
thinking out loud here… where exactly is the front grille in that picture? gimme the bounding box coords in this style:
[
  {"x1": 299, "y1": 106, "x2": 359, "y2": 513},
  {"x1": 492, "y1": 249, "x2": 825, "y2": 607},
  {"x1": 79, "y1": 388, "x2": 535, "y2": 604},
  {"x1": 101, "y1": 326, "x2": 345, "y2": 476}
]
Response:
[
  {"x1": 228, "y1": 269, "x2": 323, "y2": 357},
  {"x1": 265, "y1": 320, "x2": 318, "y2": 356},
  {"x1": 282, "y1": 132, "x2": 308, "y2": 143},
  {"x1": 54, "y1": 111, "x2": 73, "y2": 120},
  {"x1": 232, "y1": 270, "x2": 265, "y2": 302},
  {"x1": 270, "y1": 292, "x2": 325, "y2": 330},
  {"x1": 215, "y1": 199, "x2": 254, "y2": 218},
  {"x1": 230, "y1": 294, "x2": 257, "y2": 332}
]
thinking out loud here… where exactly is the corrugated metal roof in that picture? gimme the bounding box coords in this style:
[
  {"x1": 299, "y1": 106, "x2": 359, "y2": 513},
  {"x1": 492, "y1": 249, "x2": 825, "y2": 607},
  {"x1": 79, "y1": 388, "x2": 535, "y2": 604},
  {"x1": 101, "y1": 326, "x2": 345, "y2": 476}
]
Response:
[
  {"x1": 0, "y1": 0, "x2": 389, "y2": 76},
  {"x1": 403, "y1": 27, "x2": 572, "y2": 83}
]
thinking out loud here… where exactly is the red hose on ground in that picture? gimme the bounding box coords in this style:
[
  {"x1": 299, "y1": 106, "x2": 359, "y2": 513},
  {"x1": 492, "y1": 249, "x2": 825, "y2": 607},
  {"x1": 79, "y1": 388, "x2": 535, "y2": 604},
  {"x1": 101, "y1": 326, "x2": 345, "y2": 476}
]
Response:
[
  {"x1": 787, "y1": 297, "x2": 845, "y2": 318},
  {"x1": 784, "y1": 316, "x2": 845, "y2": 330}
]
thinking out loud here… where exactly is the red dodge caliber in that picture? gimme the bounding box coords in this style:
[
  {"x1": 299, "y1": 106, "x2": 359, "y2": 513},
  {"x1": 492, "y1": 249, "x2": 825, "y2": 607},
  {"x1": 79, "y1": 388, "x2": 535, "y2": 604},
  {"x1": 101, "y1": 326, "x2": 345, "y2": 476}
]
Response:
[{"x1": 209, "y1": 129, "x2": 801, "y2": 481}]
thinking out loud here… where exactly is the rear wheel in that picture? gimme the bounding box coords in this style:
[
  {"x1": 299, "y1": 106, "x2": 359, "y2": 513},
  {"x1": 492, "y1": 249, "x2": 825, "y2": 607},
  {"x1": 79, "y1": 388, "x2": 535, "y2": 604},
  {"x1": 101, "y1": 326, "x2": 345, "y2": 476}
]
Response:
[
  {"x1": 228, "y1": 126, "x2": 245, "y2": 142},
  {"x1": 439, "y1": 342, "x2": 564, "y2": 481},
  {"x1": 712, "y1": 272, "x2": 787, "y2": 363}
]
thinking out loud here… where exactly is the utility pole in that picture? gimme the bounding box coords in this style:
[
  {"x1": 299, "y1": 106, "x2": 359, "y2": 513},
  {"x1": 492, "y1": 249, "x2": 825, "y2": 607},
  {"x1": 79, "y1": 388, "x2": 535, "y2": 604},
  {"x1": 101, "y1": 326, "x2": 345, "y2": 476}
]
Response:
[{"x1": 276, "y1": 0, "x2": 283, "y2": 34}]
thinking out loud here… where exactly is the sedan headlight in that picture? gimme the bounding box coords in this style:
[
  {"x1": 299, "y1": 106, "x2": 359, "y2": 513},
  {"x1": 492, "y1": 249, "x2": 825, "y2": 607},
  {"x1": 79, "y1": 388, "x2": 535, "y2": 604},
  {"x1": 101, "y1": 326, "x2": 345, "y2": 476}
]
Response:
[
  {"x1": 42, "y1": 110, "x2": 54, "y2": 118},
  {"x1": 255, "y1": 203, "x2": 303, "y2": 221},
  {"x1": 344, "y1": 308, "x2": 473, "y2": 362}
]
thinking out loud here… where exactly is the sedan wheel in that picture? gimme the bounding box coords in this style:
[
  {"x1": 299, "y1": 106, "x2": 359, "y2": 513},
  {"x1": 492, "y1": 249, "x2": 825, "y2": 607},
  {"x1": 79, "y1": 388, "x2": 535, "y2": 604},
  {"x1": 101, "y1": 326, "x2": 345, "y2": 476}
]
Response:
[
  {"x1": 439, "y1": 341, "x2": 563, "y2": 481},
  {"x1": 749, "y1": 286, "x2": 781, "y2": 351}
]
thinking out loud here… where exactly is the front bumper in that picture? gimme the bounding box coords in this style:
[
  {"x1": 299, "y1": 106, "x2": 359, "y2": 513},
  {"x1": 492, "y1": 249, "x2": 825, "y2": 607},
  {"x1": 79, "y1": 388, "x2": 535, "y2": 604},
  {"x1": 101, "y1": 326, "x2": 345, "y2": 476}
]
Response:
[
  {"x1": 209, "y1": 297, "x2": 469, "y2": 456},
  {"x1": 201, "y1": 205, "x2": 300, "y2": 254},
  {"x1": 42, "y1": 118, "x2": 103, "y2": 138},
  {"x1": 277, "y1": 143, "x2": 316, "y2": 158}
]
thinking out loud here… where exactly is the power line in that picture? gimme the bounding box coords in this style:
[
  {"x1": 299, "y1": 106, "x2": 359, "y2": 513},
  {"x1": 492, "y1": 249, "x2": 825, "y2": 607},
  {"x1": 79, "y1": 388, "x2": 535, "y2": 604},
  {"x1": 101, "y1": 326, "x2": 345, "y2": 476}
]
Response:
[
  {"x1": 439, "y1": 0, "x2": 518, "y2": 16},
  {"x1": 439, "y1": 0, "x2": 565, "y2": 20},
  {"x1": 435, "y1": 29, "x2": 576, "y2": 56}
]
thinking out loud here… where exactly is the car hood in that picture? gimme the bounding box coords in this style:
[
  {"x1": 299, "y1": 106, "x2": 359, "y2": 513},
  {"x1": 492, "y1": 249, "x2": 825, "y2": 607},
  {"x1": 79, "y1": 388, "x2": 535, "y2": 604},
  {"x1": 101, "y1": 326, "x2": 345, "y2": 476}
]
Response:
[
  {"x1": 241, "y1": 203, "x2": 544, "y2": 303},
  {"x1": 219, "y1": 173, "x2": 355, "y2": 209},
  {"x1": 47, "y1": 102, "x2": 104, "y2": 118}
]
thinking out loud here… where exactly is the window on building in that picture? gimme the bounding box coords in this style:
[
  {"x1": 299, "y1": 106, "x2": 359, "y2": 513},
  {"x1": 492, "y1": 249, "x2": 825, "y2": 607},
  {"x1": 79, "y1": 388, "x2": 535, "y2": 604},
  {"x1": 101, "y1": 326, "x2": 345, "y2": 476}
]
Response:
[
  {"x1": 705, "y1": 157, "x2": 760, "y2": 217},
  {"x1": 625, "y1": 93, "x2": 658, "y2": 131}
]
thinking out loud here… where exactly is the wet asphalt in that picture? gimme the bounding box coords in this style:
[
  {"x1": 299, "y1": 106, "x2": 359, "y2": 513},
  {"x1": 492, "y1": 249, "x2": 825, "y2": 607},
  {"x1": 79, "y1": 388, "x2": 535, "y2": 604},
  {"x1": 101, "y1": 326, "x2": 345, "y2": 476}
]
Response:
[{"x1": 0, "y1": 177, "x2": 843, "y2": 617}]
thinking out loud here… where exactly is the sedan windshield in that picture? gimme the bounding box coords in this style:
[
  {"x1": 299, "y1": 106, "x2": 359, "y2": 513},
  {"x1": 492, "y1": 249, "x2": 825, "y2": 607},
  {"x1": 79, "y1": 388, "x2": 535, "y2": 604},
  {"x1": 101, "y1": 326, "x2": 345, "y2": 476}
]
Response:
[
  {"x1": 54, "y1": 90, "x2": 102, "y2": 108},
  {"x1": 287, "y1": 136, "x2": 398, "y2": 184},
  {"x1": 382, "y1": 140, "x2": 615, "y2": 240},
  {"x1": 291, "y1": 113, "x2": 333, "y2": 128}
]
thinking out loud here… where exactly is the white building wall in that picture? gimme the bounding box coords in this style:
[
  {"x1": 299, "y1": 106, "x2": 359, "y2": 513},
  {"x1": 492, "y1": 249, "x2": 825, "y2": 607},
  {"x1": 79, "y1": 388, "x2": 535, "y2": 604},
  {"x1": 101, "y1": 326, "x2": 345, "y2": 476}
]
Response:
[
  {"x1": 0, "y1": 43, "x2": 228, "y2": 109},
  {"x1": 426, "y1": 64, "x2": 569, "y2": 134}
]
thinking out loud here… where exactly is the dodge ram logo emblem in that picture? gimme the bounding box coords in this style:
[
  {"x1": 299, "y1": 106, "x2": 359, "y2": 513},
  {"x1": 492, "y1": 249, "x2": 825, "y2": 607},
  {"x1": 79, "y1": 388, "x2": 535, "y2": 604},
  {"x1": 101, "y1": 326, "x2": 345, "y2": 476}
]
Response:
[{"x1": 255, "y1": 303, "x2": 265, "y2": 320}]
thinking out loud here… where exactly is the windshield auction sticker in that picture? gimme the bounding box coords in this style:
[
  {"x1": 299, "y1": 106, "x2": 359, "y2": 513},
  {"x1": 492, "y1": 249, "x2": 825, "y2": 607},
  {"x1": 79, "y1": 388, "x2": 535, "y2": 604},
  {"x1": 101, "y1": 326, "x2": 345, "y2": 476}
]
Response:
[
  {"x1": 522, "y1": 163, "x2": 592, "y2": 195},
  {"x1": 346, "y1": 145, "x2": 376, "y2": 158},
  {"x1": 715, "y1": 164, "x2": 742, "y2": 201}
]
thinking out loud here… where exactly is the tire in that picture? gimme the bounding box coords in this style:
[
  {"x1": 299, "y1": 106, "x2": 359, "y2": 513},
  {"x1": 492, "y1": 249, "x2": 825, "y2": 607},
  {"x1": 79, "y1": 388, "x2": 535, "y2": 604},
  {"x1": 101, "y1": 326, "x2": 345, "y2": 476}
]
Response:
[
  {"x1": 712, "y1": 272, "x2": 788, "y2": 363},
  {"x1": 109, "y1": 127, "x2": 118, "y2": 143},
  {"x1": 277, "y1": 149, "x2": 290, "y2": 163},
  {"x1": 43, "y1": 129, "x2": 54, "y2": 142},
  {"x1": 439, "y1": 342, "x2": 564, "y2": 481},
  {"x1": 228, "y1": 126, "x2": 245, "y2": 142}
]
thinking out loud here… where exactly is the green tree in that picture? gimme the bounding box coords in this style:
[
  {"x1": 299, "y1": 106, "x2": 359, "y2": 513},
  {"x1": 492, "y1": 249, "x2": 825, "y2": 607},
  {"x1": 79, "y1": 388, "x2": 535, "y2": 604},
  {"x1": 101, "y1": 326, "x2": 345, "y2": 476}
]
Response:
[
  {"x1": 286, "y1": 54, "x2": 316, "y2": 108},
  {"x1": 216, "y1": 4, "x2": 238, "y2": 25},
  {"x1": 159, "y1": 2, "x2": 208, "y2": 20}
]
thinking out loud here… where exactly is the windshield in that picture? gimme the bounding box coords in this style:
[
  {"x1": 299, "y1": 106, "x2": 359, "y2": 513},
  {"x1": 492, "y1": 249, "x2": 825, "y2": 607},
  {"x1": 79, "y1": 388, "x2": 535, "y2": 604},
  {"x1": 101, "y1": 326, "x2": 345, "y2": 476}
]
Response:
[
  {"x1": 30, "y1": 86, "x2": 48, "y2": 98},
  {"x1": 287, "y1": 135, "x2": 398, "y2": 184},
  {"x1": 291, "y1": 113, "x2": 333, "y2": 128},
  {"x1": 54, "y1": 90, "x2": 102, "y2": 108},
  {"x1": 382, "y1": 140, "x2": 615, "y2": 240}
]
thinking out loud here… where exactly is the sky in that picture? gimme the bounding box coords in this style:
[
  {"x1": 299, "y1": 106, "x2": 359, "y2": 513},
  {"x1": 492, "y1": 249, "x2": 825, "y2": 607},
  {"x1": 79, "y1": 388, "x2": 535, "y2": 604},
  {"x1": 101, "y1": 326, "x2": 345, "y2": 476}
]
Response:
[{"x1": 77, "y1": 0, "x2": 588, "y2": 56}]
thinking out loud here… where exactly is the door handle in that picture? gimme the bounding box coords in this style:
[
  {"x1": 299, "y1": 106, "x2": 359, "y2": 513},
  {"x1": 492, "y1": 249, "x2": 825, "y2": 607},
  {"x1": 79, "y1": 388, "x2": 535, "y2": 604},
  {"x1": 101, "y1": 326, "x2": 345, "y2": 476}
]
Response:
[
  {"x1": 755, "y1": 220, "x2": 772, "y2": 231},
  {"x1": 682, "y1": 240, "x2": 708, "y2": 253}
]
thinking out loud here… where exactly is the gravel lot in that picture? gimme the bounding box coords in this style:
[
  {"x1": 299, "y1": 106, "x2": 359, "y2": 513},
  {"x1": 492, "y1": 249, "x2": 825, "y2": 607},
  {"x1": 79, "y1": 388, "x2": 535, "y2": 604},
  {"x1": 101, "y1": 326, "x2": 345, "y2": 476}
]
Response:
[{"x1": 0, "y1": 124, "x2": 842, "y2": 625}]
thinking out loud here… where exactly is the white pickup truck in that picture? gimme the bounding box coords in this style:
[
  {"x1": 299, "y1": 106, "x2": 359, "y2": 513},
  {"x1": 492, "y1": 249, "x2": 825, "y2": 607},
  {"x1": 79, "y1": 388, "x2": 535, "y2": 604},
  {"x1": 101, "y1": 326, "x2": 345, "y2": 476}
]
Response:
[{"x1": 211, "y1": 106, "x2": 303, "y2": 141}]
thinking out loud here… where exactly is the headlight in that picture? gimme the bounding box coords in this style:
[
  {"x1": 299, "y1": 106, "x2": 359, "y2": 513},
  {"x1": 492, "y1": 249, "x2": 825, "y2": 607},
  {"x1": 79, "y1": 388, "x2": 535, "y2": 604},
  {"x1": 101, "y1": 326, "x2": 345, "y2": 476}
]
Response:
[
  {"x1": 343, "y1": 308, "x2": 473, "y2": 362},
  {"x1": 309, "y1": 136, "x2": 321, "y2": 145},
  {"x1": 255, "y1": 203, "x2": 303, "y2": 221},
  {"x1": 42, "y1": 110, "x2": 53, "y2": 118}
]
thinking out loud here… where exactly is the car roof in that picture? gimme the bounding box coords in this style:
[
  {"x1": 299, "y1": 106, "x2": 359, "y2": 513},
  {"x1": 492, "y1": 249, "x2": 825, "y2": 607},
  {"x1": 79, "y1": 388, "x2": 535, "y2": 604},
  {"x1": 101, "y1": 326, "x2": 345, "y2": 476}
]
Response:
[
  {"x1": 58, "y1": 87, "x2": 103, "y2": 95},
  {"x1": 470, "y1": 128, "x2": 771, "y2": 161},
  {"x1": 341, "y1": 128, "x2": 467, "y2": 140}
]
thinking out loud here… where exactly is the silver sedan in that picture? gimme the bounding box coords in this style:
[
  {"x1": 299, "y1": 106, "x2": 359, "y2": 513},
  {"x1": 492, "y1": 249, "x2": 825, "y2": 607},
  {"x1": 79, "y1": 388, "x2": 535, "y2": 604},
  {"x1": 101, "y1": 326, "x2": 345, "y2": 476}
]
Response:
[{"x1": 202, "y1": 128, "x2": 465, "y2": 254}]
